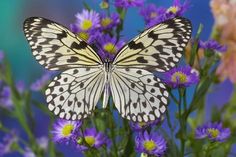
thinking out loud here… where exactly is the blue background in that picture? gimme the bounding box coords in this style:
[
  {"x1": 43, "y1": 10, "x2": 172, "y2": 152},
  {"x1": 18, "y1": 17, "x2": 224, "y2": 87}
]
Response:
[{"x1": 0, "y1": 0, "x2": 215, "y2": 156}]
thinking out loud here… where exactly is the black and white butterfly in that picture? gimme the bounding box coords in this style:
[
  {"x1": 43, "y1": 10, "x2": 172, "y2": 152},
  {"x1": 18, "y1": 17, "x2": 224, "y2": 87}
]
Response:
[{"x1": 23, "y1": 17, "x2": 191, "y2": 122}]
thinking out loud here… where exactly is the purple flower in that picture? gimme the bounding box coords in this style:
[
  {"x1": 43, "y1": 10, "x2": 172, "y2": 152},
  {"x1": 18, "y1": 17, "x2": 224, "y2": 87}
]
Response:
[
  {"x1": 135, "y1": 131, "x2": 167, "y2": 156},
  {"x1": 74, "y1": 10, "x2": 100, "y2": 32},
  {"x1": 166, "y1": 0, "x2": 189, "y2": 16},
  {"x1": 140, "y1": 4, "x2": 166, "y2": 24},
  {"x1": 36, "y1": 136, "x2": 49, "y2": 150},
  {"x1": 0, "y1": 86, "x2": 13, "y2": 109},
  {"x1": 115, "y1": 0, "x2": 144, "y2": 9},
  {"x1": 23, "y1": 148, "x2": 36, "y2": 157},
  {"x1": 162, "y1": 66, "x2": 199, "y2": 88},
  {"x1": 51, "y1": 119, "x2": 82, "y2": 143},
  {"x1": 30, "y1": 71, "x2": 53, "y2": 91},
  {"x1": 97, "y1": 34, "x2": 125, "y2": 60},
  {"x1": 0, "y1": 131, "x2": 18, "y2": 156},
  {"x1": 0, "y1": 50, "x2": 4, "y2": 62},
  {"x1": 73, "y1": 128, "x2": 110, "y2": 151},
  {"x1": 195, "y1": 122, "x2": 231, "y2": 142},
  {"x1": 100, "y1": 13, "x2": 120, "y2": 30},
  {"x1": 199, "y1": 39, "x2": 227, "y2": 52},
  {"x1": 130, "y1": 119, "x2": 161, "y2": 132},
  {"x1": 16, "y1": 81, "x2": 25, "y2": 94}
]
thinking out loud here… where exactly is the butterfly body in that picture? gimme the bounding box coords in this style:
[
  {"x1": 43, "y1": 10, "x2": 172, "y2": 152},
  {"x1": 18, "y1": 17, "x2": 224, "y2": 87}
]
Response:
[{"x1": 23, "y1": 17, "x2": 192, "y2": 122}]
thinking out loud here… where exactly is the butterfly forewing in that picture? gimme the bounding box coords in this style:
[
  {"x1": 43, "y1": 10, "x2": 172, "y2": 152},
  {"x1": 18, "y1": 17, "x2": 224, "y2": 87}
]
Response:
[
  {"x1": 45, "y1": 67, "x2": 105, "y2": 120},
  {"x1": 23, "y1": 17, "x2": 103, "y2": 70},
  {"x1": 113, "y1": 17, "x2": 192, "y2": 72}
]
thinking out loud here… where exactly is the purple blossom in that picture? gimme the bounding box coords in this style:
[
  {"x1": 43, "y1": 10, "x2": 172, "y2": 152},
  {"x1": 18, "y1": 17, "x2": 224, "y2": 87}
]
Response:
[
  {"x1": 0, "y1": 86, "x2": 13, "y2": 109},
  {"x1": 97, "y1": 34, "x2": 125, "y2": 61},
  {"x1": 23, "y1": 148, "x2": 36, "y2": 157},
  {"x1": 195, "y1": 122, "x2": 231, "y2": 142},
  {"x1": 74, "y1": 10, "x2": 100, "y2": 32},
  {"x1": 145, "y1": 0, "x2": 189, "y2": 28},
  {"x1": 130, "y1": 119, "x2": 161, "y2": 132},
  {"x1": 199, "y1": 39, "x2": 227, "y2": 52},
  {"x1": 0, "y1": 131, "x2": 18, "y2": 156},
  {"x1": 140, "y1": 4, "x2": 166, "y2": 24},
  {"x1": 30, "y1": 71, "x2": 53, "y2": 91},
  {"x1": 51, "y1": 119, "x2": 82, "y2": 144},
  {"x1": 115, "y1": 0, "x2": 144, "y2": 9},
  {"x1": 0, "y1": 50, "x2": 4, "y2": 62},
  {"x1": 166, "y1": 0, "x2": 189, "y2": 16},
  {"x1": 100, "y1": 13, "x2": 120, "y2": 30},
  {"x1": 135, "y1": 131, "x2": 167, "y2": 156},
  {"x1": 36, "y1": 136, "x2": 49, "y2": 150},
  {"x1": 162, "y1": 66, "x2": 199, "y2": 88},
  {"x1": 72, "y1": 128, "x2": 110, "y2": 151},
  {"x1": 16, "y1": 80, "x2": 25, "y2": 94}
]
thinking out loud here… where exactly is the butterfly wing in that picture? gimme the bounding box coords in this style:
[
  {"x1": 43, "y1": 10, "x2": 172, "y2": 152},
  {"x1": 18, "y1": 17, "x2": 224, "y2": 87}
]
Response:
[
  {"x1": 46, "y1": 67, "x2": 105, "y2": 120},
  {"x1": 113, "y1": 17, "x2": 192, "y2": 72},
  {"x1": 110, "y1": 68, "x2": 168, "y2": 122},
  {"x1": 23, "y1": 17, "x2": 103, "y2": 70},
  {"x1": 24, "y1": 17, "x2": 105, "y2": 120}
]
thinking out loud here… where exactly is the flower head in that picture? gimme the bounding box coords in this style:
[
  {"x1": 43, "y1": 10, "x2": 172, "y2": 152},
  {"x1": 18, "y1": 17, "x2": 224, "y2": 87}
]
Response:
[
  {"x1": 199, "y1": 39, "x2": 227, "y2": 52},
  {"x1": 195, "y1": 122, "x2": 230, "y2": 142},
  {"x1": 0, "y1": 86, "x2": 13, "y2": 109},
  {"x1": 73, "y1": 128, "x2": 110, "y2": 151},
  {"x1": 51, "y1": 119, "x2": 82, "y2": 143},
  {"x1": 167, "y1": 0, "x2": 189, "y2": 16},
  {"x1": 0, "y1": 131, "x2": 18, "y2": 156},
  {"x1": 130, "y1": 119, "x2": 161, "y2": 132},
  {"x1": 74, "y1": 10, "x2": 100, "y2": 31},
  {"x1": 36, "y1": 136, "x2": 49, "y2": 151},
  {"x1": 23, "y1": 148, "x2": 36, "y2": 157},
  {"x1": 97, "y1": 34, "x2": 125, "y2": 61},
  {"x1": 30, "y1": 71, "x2": 53, "y2": 91},
  {"x1": 140, "y1": 4, "x2": 166, "y2": 24},
  {"x1": 100, "y1": 13, "x2": 120, "y2": 30},
  {"x1": 162, "y1": 66, "x2": 199, "y2": 88},
  {"x1": 135, "y1": 131, "x2": 167, "y2": 156},
  {"x1": 115, "y1": 0, "x2": 144, "y2": 9}
]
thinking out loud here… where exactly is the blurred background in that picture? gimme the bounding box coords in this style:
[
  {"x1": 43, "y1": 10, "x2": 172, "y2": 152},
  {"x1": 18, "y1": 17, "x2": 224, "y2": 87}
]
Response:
[{"x1": 1, "y1": 0, "x2": 230, "y2": 156}]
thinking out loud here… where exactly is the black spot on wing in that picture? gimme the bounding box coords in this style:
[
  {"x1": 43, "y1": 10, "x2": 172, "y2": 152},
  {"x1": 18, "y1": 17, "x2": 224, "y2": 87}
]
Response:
[
  {"x1": 67, "y1": 56, "x2": 79, "y2": 63},
  {"x1": 128, "y1": 41, "x2": 145, "y2": 50},
  {"x1": 136, "y1": 57, "x2": 148, "y2": 63},
  {"x1": 71, "y1": 41, "x2": 88, "y2": 50}
]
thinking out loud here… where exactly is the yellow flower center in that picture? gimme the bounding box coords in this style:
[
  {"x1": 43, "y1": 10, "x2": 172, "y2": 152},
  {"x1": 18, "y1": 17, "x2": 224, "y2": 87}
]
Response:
[
  {"x1": 168, "y1": 6, "x2": 179, "y2": 14},
  {"x1": 207, "y1": 128, "x2": 220, "y2": 138},
  {"x1": 171, "y1": 72, "x2": 187, "y2": 83},
  {"x1": 138, "y1": 122, "x2": 147, "y2": 127},
  {"x1": 85, "y1": 136, "x2": 95, "y2": 147},
  {"x1": 150, "y1": 12, "x2": 157, "y2": 18},
  {"x1": 101, "y1": 18, "x2": 112, "y2": 27},
  {"x1": 62, "y1": 124, "x2": 74, "y2": 137},
  {"x1": 103, "y1": 43, "x2": 117, "y2": 54},
  {"x1": 78, "y1": 32, "x2": 89, "y2": 41},
  {"x1": 81, "y1": 20, "x2": 93, "y2": 31},
  {"x1": 143, "y1": 140, "x2": 156, "y2": 151}
]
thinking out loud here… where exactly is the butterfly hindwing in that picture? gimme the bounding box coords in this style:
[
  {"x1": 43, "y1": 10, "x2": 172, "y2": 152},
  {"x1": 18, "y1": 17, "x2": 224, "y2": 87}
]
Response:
[
  {"x1": 113, "y1": 17, "x2": 192, "y2": 72},
  {"x1": 45, "y1": 67, "x2": 105, "y2": 120},
  {"x1": 110, "y1": 68, "x2": 169, "y2": 122},
  {"x1": 23, "y1": 17, "x2": 103, "y2": 70}
]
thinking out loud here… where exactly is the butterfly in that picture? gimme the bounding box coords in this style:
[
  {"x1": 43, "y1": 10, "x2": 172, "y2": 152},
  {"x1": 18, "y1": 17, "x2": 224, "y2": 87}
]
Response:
[{"x1": 23, "y1": 16, "x2": 192, "y2": 122}]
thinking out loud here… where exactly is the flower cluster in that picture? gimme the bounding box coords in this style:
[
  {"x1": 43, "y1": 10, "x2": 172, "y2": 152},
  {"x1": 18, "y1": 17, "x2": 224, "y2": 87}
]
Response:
[
  {"x1": 51, "y1": 119, "x2": 110, "y2": 151},
  {"x1": 140, "y1": 0, "x2": 189, "y2": 27},
  {"x1": 70, "y1": 9, "x2": 124, "y2": 60}
]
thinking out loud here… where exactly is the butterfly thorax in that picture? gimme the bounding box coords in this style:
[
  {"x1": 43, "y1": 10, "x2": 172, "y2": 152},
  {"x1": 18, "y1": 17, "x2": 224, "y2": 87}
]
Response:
[{"x1": 104, "y1": 58, "x2": 112, "y2": 73}]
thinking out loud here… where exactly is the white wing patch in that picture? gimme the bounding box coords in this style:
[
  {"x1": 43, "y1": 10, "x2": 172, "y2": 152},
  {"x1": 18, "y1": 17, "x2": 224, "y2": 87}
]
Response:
[
  {"x1": 110, "y1": 67, "x2": 169, "y2": 122},
  {"x1": 45, "y1": 67, "x2": 105, "y2": 120},
  {"x1": 24, "y1": 17, "x2": 103, "y2": 70},
  {"x1": 113, "y1": 17, "x2": 192, "y2": 72}
]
